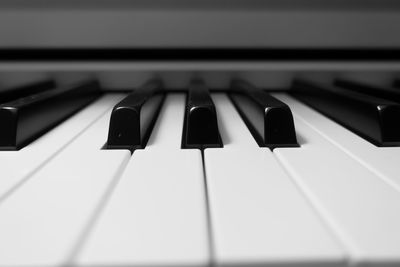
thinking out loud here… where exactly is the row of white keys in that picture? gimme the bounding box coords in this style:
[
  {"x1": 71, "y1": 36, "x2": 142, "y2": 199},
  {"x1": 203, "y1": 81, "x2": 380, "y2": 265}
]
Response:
[
  {"x1": 0, "y1": 94, "x2": 131, "y2": 266},
  {"x1": 273, "y1": 93, "x2": 400, "y2": 266},
  {"x1": 273, "y1": 93, "x2": 400, "y2": 192},
  {"x1": 0, "y1": 94, "x2": 124, "y2": 200},
  {"x1": 204, "y1": 93, "x2": 345, "y2": 266},
  {"x1": 77, "y1": 94, "x2": 210, "y2": 266}
]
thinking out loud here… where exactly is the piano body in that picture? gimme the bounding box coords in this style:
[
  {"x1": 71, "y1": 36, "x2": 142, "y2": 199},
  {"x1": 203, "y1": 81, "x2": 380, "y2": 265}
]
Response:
[{"x1": 0, "y1": 0, "x2": 400, "y2": 266}]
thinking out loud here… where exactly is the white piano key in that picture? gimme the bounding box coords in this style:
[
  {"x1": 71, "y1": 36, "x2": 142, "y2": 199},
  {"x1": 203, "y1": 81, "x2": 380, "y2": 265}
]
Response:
[
  {"x1": 0, "y1": 94, "x2": 125, "y2": 200},
  {"x1": 204, "y1": 93, "x2": 345, "y2": 266},
  {"x1": 144, "y1": 93, "x2": 187, "y2": 150},
  {"x1": 211, "y1": 94, "x2": 259, "y2": 149},
  {"x1": 77, "y1": 94, "x2": 210, "y2": 266},
  {"x1": 273, "y1": 94, "x2": 400, "y2": 266},
  {"x1": 273, "y1": 93, "x2": 400, "y2": 193},
  {"x1": 0, "y1": 105, "x2": 131, "y2": 266}
]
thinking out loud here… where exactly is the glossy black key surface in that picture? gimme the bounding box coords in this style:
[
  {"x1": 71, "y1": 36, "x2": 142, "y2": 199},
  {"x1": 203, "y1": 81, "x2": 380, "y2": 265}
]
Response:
[
  {"x1": 392, "y1": 79, "x2": 400, "y2": 89},
  {"x1": 291, "y1": 79, "x2": 400, "y2": 146},
  {"x1": 106, "y1": 79, "x2": 164, "y2": 151},
  {"x1": 335, "y1": 79, "x2": 400, "y2": 102},
  {"x1": 0, "y1": 79, "x2": 56, "y2": 104},
  {"x1": 182, "y1": 79, "x2": 222, "y2": 149},
  {"x1": 230, "y1": 79, "x2": 298, "y2": 149},
  {"x1": 0, "y1": 80, "x2": 101, "y2": 150}
]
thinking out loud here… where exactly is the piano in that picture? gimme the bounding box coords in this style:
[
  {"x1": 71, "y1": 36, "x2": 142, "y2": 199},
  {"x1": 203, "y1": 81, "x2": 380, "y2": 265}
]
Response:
[{"x1": 0, "y1": 0, "x2": 400, "y2": 266}]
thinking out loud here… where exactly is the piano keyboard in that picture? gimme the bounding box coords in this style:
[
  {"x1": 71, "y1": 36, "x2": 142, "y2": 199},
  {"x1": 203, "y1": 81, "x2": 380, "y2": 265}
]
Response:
[{"x1": 0, "y1": 78, "x2": 400, "y2": 267}]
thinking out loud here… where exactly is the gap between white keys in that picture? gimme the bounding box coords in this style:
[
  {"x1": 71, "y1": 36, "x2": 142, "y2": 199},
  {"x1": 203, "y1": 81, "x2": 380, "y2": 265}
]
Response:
[
  {"x1": 0, "y1": 94, "x2": 126, "y2": 200},
  {"x1": 0, "y1": 98, "x2": 131, "y2": 267},
  {"x1": 203, "y1": 93, "x2": 346, "y2": 266},
  {"x1": 273, "y1": 93, "x2": 400, "y2": 266},
  {"x1": 273, "y1": 92, "x2": 400, "y2": 193},
  {"x1": 76, "y1": 93, "x2": 210, "y2": 266}
]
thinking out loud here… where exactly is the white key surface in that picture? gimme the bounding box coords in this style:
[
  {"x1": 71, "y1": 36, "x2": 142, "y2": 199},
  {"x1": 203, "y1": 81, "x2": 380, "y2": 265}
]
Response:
[
  {"x1": 273, "y1": 93, "x2": 400, "y2": 193},
  {"x1": 77, "y1": 94, "x2": 210, "y2": 267},
  {"x1": 0, "y1": 101, "x2": 131, "y2": 266},
  {"x1": 145, "y1": 93, "x2": 187, "y2": 150},
  {"x1": 273, "y1": 94, "x2": 400, "y2": 266},
  {"x1": 0, "y1": 94, "x2": 124, "y2": 200},
  {"x1": 211, "y1": 94, "x2": 259, "y2": 149},
  {"x1": 204, "y1": 93, "x2": 345, "y2": 266}
]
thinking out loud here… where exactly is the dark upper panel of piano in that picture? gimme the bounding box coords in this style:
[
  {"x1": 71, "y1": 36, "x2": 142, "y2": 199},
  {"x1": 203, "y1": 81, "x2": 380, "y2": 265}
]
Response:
[{"x1": 1, "y1": 0, "x2": 400, "y2": 49}]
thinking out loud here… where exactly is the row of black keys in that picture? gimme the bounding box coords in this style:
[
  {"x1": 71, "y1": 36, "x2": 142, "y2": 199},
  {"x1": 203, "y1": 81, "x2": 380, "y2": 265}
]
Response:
[
  {"x1": 106, "y1": 79, "x2": 298, "y2": 151},
  {"x1": 1, "y1": 77, "x2": 400, "y2": 150}
]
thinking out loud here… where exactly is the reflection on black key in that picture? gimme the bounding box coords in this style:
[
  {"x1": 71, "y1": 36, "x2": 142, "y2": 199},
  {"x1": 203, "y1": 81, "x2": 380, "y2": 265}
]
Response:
[
  {"x1": 230, "y1": 79, "x2": 298, "y2": 149},
  {"x1": 106, "y1": 79, "x2": 164, "y2": 151},
  {"x1": 0, "y1": 80, "x2": 101, "y2": 150},
  {"x1": 182, "y1": 79, "x2": 222, "y2": 149},
  {"x1": 291, "y1": 79, "x2": 400, "y2": 146},
  {"x1": 335, "y1": 79, "x2": 400, "y2": 102},
  {"x1": 0, "y1": 79, "x2": 56, "y2": 104}
]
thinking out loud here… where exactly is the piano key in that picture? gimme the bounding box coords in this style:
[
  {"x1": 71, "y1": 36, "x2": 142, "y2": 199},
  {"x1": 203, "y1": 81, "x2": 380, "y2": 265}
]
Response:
[
  {"x1": 291, "y1": 79, "x2": 400, "y2": 147},
  {"x1": 274, "y1": 92, "x2": 400, "y2": 195},
  {"x1": 0, "y1": 80, "x2": 101, "y2": 150},
  {"x1": 0, "y1": 94, "x2": 125, "y2": 200},
  {"x1": 203, "y1": 93, "x2": 345, "y2": 266},
  {"x1": 145, "y1": 94, "x2": 188, "y2": 150},
  {"x1": 210, "y1": 94, "x2": 259, "y2": 149},
  {"x1": 0, "y1": 79, "x2": 56, "y2": 104},
  {"x1": 230, "y1": 79, "x2": 298, "y2": 148},
  {"x1": 106, "y1": 79, "x2": 164, "y2": 151},
  {"x1": 334, "y1": 79, "x2": 400, "y2": 102},
  {"x1": 273, "y1": 93, "x2": 400, "y2": 265},
  {"x1": 392, "y1": 79, "x2": 400, "y2": 89},
  {"x1": 0, "y1": 107, "x2": 131, "y2": 266},
  {"x1": 77, "y1": 94, "x2": 210, "y2": 266},
  {"x1": 182, "y1": 79, "x2": 222, "y2": 149}
]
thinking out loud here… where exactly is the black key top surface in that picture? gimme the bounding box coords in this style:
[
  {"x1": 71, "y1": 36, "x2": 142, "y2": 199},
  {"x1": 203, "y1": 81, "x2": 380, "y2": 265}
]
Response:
[
  {"x1": 392, "y1": 79, "x2": 400, "y2": 89},
  {"x1": 0, "y1": 80, "x2": 101, "y2": 150},
  {"x1": 291, "y1": 79, "x2": 400, "y2": 147},
  {"x1": 335, "y1": 79, "x2": 400, "y2": 103},
  {"x1": 0, "y1": 79, "x2": 56, "y2": 104},
  {"x1": 106, "y1": 79, "x2": 164, "y2": 151},
  {"x1": 182, "y1": 79, "x2": 222, "y2": 149},
  {"x1": 230, "y1": 79, "x2": 298, "y2": 149}
]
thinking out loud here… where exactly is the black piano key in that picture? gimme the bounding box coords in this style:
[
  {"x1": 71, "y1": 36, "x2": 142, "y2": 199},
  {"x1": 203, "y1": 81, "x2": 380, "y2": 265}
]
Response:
[
  {"x1": 0, "y1": 80, "x2": 101, "y2": 150},
  {"x1": 334, "y1": 79, "x2": 400, "y2": 102},
  {"x1": 291, "y1": 79, "x2": 400, "y2": 147},
  {"x1": 393, "y1": 79, "x2": 400, "y2": 89},
  {"x1": 229, "y1": 79, "x2": 298, "y2": 149},
  {"x1": 106, "y1": 79, "x2": 164, "y2": 151},
  {"x1": 0, "y1": 79, "x2": 56, "y2": 104},
  {"x1": 182, "y1": 79, "x2": 222, "y2": 149}
]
